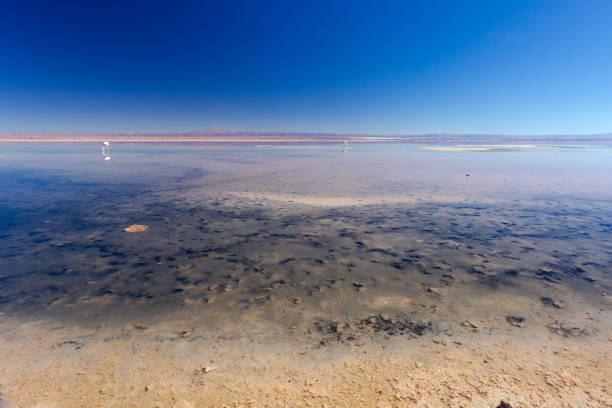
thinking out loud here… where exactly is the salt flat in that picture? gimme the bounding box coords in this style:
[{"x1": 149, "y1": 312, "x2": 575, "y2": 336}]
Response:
[{"x1": 0, "y1": 142, "x2": 611, "y2": 407}]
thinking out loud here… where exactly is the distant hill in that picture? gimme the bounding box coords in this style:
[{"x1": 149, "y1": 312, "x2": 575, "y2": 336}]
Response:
[{"x1": 1, "y1": 129, "x2": 611, "y2": 142}]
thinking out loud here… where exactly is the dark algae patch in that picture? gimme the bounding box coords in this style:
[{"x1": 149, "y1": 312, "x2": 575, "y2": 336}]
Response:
[{"x1": 315, "y1": 313, "x2": 431, "y2": 346}]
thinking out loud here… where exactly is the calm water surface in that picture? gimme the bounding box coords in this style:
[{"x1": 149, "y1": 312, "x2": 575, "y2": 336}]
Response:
[{"x1": 1, "y1": 142, "x2": 611, "y2": 320}]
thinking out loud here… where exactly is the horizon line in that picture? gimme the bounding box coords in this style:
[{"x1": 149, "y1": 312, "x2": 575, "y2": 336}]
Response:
[{"x1": 1, "y1": 127, "x2": 612, "y2": 139}]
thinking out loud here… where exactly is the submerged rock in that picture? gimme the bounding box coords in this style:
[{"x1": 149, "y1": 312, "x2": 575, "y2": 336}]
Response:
[
  {"x1": 353, "y1": 282, "x2": 367, "y2": 292},
  {"x1": 506, "y1": 316, "x2": 525, "y2": 328},
  {"x1": 461, "y1": 320, "x2": 479, "y2": 331},
  {"x1": 540, "y1": 296, "x2": 561, "y2": 308},
  {"x1": 124, "y1": 224, "x2": 149, "y2": 233}
]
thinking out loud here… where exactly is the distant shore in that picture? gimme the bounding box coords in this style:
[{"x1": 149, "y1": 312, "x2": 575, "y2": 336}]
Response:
[
  {"x1": 0, "y1": 136, "x2": 397, "y2": 143},
  {"x1": 2, "y1": 128, "x2": 612, "y2": 143},
  {"x1": 2, "y1": 135, "x2": 612, "y2": 143}
]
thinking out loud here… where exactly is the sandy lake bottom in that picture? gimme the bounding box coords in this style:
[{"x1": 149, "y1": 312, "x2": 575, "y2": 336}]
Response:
[{"x1": 0, "y1": 142, "x2": 611, "y2": 407}]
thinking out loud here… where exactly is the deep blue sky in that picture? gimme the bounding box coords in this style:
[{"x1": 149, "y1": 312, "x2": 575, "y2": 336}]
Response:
[{"x1": 1, "y1": 0, "x2": 611, "y2": 134}]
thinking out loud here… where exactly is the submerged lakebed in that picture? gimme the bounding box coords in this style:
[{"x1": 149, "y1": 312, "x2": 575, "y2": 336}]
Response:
[{"x1": 0, "y1": 142, "x2": 611, "y2": 407}]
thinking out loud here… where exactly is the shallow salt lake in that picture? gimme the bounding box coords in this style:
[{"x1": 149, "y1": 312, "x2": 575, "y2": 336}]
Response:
[{"x1": 0, "y1": 141, "x2": 611, "y2": 407}]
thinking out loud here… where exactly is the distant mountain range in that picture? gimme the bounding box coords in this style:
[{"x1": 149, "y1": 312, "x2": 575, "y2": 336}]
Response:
[{"x1": 1, "y1": 127, "x2": 612, "y2": 142}]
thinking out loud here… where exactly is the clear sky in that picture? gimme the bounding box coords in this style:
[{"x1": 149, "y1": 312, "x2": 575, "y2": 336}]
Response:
[{"x1": 1, "y1": 0, "x2": 611, "y2": 135}]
